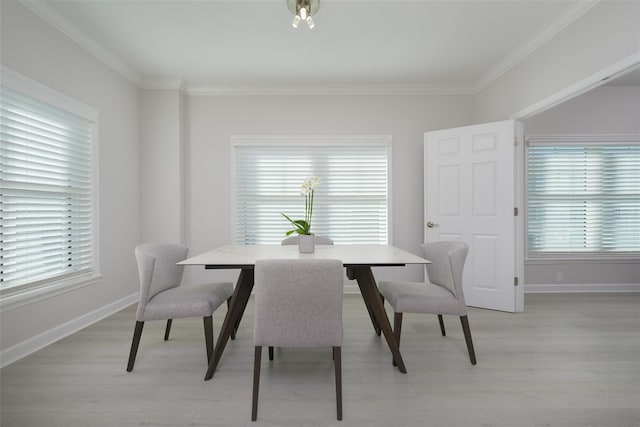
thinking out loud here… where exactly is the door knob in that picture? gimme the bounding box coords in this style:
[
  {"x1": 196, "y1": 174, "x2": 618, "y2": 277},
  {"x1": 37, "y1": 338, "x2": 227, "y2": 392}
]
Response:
[{"x1": 426, "y1": 221, "x2": 439, "y2": 228}]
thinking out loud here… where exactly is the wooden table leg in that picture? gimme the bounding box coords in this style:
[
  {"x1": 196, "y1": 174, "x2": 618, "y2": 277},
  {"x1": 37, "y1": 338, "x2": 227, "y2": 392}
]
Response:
[
  {"x1": 346, "y1": 266, "x2": 407, "y2": 373},
  {"x1": 204, "y1": 268, "x2": 254, "y2": 380},
  {"x1": 359, "y1": 285, "x2": 381, "y2": 336}
]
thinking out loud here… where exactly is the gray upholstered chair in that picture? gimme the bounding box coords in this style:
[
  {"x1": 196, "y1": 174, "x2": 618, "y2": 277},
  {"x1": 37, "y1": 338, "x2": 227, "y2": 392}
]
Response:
[
  {"x1": 252, "y1": 259, "x2": 344, "y2": 421},
  {"x1": 378, "y1": 241, "x2": 476, "y2": 365},
  {"x1": 126, "y1": 243, "x2": 234, "y2": 372},
  {"x1": 273, "y1": 235, "x2": 334, "y2": 359},
  {"x1": 281, "y1": 235, "x2": 334, "y2": 245}
]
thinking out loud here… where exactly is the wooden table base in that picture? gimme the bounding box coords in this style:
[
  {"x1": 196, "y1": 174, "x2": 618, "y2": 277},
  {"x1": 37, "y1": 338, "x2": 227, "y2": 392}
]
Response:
[
  {"x1": 204, "y1": 265, "x2": 406, "y2": 380},
  {"x1": 204, "y1": 268, "x2": 254, "y2": 380},
  {"x1": 346, "y1": 266, "x2": 407, "y2": 373}
]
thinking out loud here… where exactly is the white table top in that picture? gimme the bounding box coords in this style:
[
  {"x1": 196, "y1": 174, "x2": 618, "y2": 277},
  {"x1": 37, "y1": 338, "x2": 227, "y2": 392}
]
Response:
[{"x1": 179, "y1": 244, "x2": 429, "y2": 267}]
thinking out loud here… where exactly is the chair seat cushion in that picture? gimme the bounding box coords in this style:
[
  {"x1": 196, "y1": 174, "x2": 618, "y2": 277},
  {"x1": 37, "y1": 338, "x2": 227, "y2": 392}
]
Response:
[
  {"x1": 143, "y1": 282, "x2": 233, "y2": 321},
  {"x1": 378, "y1": 280, "x2": 462, "y2": 315}
]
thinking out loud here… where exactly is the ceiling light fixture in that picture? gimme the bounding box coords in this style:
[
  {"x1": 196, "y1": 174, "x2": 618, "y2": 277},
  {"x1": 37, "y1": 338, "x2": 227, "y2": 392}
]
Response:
[{"x1": 288, "y1": 0, "x2": 318, "y2": 29}]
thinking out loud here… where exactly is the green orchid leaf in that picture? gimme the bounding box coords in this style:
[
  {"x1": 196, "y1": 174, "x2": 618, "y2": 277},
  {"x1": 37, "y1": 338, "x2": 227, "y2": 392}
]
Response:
[
  {"x1": 280, "y1": 212, "x2": 297, "y2": 225},
  {"x1": 280, "y1": 179, "x2": 320, "y2": 236}
]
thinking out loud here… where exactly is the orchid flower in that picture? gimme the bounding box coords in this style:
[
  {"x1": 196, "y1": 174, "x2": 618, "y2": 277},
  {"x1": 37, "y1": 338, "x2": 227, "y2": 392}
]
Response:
[{"x1": 281, "y1": 176, "x2": 321, "y2": 236}]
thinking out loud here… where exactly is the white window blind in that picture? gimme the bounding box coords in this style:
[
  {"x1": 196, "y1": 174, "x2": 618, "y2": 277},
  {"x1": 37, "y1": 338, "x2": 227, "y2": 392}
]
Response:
[
  {"x1": 233, "y1": 137, "x2": 390, "y2": 244},
  {"x1": 527, "y1": 136, "x2": 639, "y2": 256},
  {"x1": 1, "y1": 83, "x2": 96, "y2": 292}
]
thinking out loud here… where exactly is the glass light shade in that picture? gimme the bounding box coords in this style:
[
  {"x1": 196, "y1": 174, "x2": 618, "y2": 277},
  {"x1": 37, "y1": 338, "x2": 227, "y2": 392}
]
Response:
[
  {"x1": 288, "y1": 0, "x2": 319, "y2": 29},
  {"x1": 287, "y1": 0, "x2": 319, "y2": 16}
]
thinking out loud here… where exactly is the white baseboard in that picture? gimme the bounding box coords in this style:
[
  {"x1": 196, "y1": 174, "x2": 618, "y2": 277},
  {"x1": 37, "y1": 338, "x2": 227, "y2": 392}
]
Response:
[
  {"x1": 349, "y1": 282, "x2": 640, "y2": 294},
  {"x1": 344, "y1": 283, "x2": 360, "y2": 294},
  {"x1": 525, "y1": 283, "x2": 640, "y2": 293},
  {"x1": 5, "y1": 282, "x2": 633, "y2": 367},
  {"x1": 0, "y1": 292, "x2": 138, "y2": 368}
]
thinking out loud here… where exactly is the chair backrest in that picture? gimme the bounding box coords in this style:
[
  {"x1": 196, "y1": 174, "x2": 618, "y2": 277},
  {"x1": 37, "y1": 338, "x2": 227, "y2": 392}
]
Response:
[
  {"x1": 134, "y1": 243, "x2": 189, "y2": 321},
  {"x1": 281, "y1": 235, "x2": 334, "y2": 245},
  {"x1": 421, "y1": 241, "x2": 468, "y2": 305},
  {"x1": 253, "y1": 259, "x2": 344, "y2": 348}
]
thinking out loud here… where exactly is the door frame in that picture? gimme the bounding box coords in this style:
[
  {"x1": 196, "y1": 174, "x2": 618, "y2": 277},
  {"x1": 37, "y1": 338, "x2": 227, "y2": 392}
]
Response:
[
  {"x1": 509, "y1": 53, "x2": 638, "y2": 308},
  {"x1": 514, "y1": 121, "x2": 524, "y2": 312},
  {"x1": 511, "y1": 53, "x2": 639, "y2": 121}
]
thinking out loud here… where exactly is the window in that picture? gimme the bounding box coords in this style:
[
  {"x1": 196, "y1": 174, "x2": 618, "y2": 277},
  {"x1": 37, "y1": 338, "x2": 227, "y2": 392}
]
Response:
[
  {"x1": 527, "y1": 135, "x2": 639, "y2": 256},
  {"x1": 0, "y1": 68, "x2": 99, "y2": 296},
  {"x1": 233, "y1": 136, "x2": 390, "y2": 244}
]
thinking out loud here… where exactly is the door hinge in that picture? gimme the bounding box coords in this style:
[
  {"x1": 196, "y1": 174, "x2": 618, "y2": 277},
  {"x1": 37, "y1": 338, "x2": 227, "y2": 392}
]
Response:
[
  {"x1": 514, "y1": 136, "x2": 518, "y2": 146},
  {"x1": 514, "y1": 277, "x2": 519, "y2": 286},
  {"x1": 514, "y1": 207, "x2": 519, "y2": 216}
]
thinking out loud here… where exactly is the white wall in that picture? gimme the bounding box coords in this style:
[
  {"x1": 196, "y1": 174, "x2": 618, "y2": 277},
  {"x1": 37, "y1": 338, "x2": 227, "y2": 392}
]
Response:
[
  {"x1": 140, "y1": 89, "x2": 186, "y2": 243},
  {"x1": 476, "y1": 1, "x2": 640, "y2": 123},
  {"x1": 182, "y1": 94, "x2": 475, "y2": 287},
  {"x1": 1, "y1": 0, "x2": 637, "y2": 364},
  {"x1": 524, "y1": 86, "x2": 640, "y2": 134},
  {"x1": 522, "y1": 85, "x2": 640, "y2": 291},
  {"x1": 473, "y1": 1, "x2": 640, "y2": 293},
  {"x1": 0, "y1": 1, "x2": 141, "y2": 359}
]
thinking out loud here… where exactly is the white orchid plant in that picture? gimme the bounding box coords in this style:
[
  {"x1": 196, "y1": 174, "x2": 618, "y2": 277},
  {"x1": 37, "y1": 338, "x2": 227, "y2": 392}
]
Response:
[{"x1": 281, "y1": 176, "x2": 321, "y2": 236}]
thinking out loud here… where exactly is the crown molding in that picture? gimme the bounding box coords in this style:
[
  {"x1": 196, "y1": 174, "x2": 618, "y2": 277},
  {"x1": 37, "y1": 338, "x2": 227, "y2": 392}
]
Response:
[
  {"x1": 140, "y1": 78, "x2": 188, "y2": 92},
  {"x1": 187, "y1": 83, "x2": 475, "y2": 96},
  {"x1": 19, "y1": 0, "x2": 142, "y2": 86},
  {"x1": 474, "y1": 1, "x2": 600, "y2": 94},
  {"x1": 20, "y1": 0, "x2": 600, "y2": 97},
  {"x1": 18, "y1": 0, "x2": 472, "y2": 96}
]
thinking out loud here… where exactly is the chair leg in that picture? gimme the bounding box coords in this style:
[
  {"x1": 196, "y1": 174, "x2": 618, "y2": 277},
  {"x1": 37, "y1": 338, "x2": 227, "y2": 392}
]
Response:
[
  {"x1": 227, "y1": 297, "x2": 236, "y2": 340},
  {"x1": 460, "y1": 315, "x2": 477, "y2": 365},
  {"x1": 126, "y1": 321, "x2": 144, "y2": 372},
  {"x1": 438, "y1": 314, "x2": 446, "y2": 336},
  {"x1": 268, "y1": 346, "x2": 274, "y2": 361},
  {"x1": 164, "y1": 319, "x2": 173, "y2": 341},
  {"x1": 203, "y1": 316, "x2": 214, "y2": 363},
  {"x1": 333, "y1": 346, "x2": 343, "y2": 421},
  {"x1": 392, "y1": 312, "x2": 402, "y2": 367},
  {"x1": 252, "y1": 346, "x2": 262, "y2": 421}
]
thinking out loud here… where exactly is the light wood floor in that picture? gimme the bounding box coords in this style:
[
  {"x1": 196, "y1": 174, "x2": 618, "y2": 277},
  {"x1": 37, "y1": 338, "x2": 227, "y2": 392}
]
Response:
[{"x1": 1, "y1": 293, "x2": 639, "y2": 427}]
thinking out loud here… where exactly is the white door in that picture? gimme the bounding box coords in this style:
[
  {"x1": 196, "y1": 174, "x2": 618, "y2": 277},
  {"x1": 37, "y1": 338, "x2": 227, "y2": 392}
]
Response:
[{"x1": 424, "y1": 120, "x2": 524, "y2": 312}]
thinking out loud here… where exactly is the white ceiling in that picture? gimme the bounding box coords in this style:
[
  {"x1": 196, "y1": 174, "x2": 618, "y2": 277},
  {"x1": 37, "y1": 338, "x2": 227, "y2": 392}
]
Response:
[{"x1": 28, "y1": 0, "x2": 600, "y2": 93}]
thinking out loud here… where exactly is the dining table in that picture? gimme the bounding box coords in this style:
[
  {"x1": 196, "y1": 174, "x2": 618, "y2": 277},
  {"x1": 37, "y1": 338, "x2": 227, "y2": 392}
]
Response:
[{"x1": 178, "y1": 244, "x2": 430, "y2": 380}]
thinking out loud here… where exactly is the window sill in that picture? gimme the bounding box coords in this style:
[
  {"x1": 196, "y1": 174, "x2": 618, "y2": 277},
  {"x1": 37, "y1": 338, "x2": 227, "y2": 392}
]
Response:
[
  {"x1": 0, "y1": 273, "x2": 102, "y2": 313},
  {"x1": 525, "y1": 257, "x2": 639, "y2": 265}
]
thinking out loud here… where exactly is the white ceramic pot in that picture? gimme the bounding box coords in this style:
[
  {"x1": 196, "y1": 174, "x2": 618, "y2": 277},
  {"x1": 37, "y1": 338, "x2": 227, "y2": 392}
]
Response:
[{"x1": 298, "y1": 234, "x2": 315, "y2": 253}]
